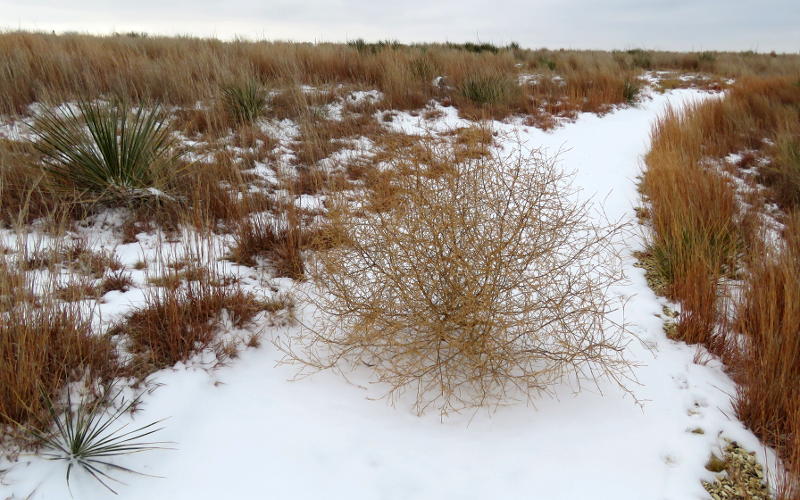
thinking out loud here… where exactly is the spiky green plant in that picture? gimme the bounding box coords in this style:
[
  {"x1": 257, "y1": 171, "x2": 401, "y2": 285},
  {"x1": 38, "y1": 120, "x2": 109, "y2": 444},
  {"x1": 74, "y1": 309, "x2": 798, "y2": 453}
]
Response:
[
  {"x1": 27, "y1": 385, "x2": 169, "y2": 495},
  {"x1": 221, "y1": 81, "x2": 267, "y2": 124},
  {"x1": 29, "y1": 101, "x2": 179, "y2": 204}
]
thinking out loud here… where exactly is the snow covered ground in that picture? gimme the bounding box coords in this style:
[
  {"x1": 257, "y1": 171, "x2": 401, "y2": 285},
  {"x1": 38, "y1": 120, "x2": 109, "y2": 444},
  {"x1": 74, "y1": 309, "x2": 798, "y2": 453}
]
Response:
[{"x1": 0, "y1": 89, "x2": 777, "y2": 500}]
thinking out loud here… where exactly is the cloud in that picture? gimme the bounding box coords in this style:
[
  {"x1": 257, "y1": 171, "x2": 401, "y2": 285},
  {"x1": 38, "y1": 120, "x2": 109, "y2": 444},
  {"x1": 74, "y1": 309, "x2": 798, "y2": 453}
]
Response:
[{"x1": 0, "y1": 0, "x2": 797, "y2": 52}]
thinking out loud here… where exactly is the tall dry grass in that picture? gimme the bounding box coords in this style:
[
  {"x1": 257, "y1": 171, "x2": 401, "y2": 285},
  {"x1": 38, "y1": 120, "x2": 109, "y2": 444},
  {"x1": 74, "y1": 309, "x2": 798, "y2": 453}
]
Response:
[
  {"x1": 735, "y1": 213, "x2": 800, "y2": 498},
  {"x1": 3, "y1": 32, "x2": 798, "y2": 123},
  {"x1": 641, "y1": 77, "x2": 800, "y2": 498},
  {"x1": 641, "y1": 103, "x2": 741, "y2": 349}
]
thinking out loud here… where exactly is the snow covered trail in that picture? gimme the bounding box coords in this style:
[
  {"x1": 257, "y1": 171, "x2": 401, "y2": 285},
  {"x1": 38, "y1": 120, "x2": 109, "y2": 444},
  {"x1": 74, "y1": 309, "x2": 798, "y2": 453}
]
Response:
[{"x1": 3, "y1": 90, "x2": 774, "y2": 500}]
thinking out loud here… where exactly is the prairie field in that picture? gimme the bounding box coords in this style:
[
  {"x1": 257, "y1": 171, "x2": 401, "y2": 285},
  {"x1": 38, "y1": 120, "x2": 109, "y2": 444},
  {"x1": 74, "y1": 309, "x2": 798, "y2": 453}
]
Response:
[{"x1": 0, "y1": 31, "x2": 799, "y2": 500}]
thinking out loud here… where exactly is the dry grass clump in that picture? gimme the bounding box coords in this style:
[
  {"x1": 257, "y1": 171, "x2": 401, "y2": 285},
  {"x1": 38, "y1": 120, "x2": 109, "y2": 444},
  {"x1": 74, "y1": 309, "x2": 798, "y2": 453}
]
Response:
[
  {"x1": 21, "y1": 238, "x2": 122, "y2": 278},
  {"x1": 228, "y1": 204, "x2": 307, "y2": 280},
  {"x1": 0, "y1": 138, "x2": 80, "y2": 226},
  {"x1": 763, "y1": 129, "x2": 800, "y2": 210},
  {"x1": 458, "y1": 72, "x2": 519, "y2": 111},
  {"x1": 641, "y1": 106, "x2": 741, "y2": 346},
  {"x1": 176, "y1": 153, "x2": 274, "y2": 232},
  {"x1": 291, "y1": 114, "x2": 380, "y2": 168},
  {"x1": 265, "y1": 85, "x2": 333, "y2": 120},
  {"x1": 290, "y1": 142, "x2": 630, "y2": 414},
  {"x1": 0, "y1": 262, "x2": 117, "y2": 431},
  {"x1": 0, "y1": 258, "x2": 29, "y2": 312},
  {"x1": 112, "y1": 277, "x2": 263, "y2": 371},
  {"x1": 52, "y1": 268, "x2": 133, "y2": 302}
]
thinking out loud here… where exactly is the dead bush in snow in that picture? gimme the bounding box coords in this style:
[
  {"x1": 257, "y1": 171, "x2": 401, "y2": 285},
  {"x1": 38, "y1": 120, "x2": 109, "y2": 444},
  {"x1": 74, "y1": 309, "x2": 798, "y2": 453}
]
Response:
[{"x1": 287, "y1": 140, "x2": 633, "y2": 415}]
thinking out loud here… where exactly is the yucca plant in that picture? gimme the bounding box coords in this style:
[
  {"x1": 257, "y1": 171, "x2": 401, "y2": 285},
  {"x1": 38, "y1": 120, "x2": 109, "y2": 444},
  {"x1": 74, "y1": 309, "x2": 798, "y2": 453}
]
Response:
[
  {"x1": 29, "y1": 101, "x2": 179, "y2": 205},
  {"x1": 27, "y1": 385, "x2": 169, "y2": 495},
  {"x1": 221, "y1": 81, "x2": 267, "y2": 125}
]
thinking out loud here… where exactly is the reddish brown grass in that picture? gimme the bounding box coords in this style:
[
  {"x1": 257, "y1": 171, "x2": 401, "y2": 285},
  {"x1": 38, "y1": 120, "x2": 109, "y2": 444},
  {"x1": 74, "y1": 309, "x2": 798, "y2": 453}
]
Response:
[
  {"x1": 0, "y1": 262, "x2": 117, "y2": 431},
  {"x1": 113, "y1": 279, "x2": 263, "y2": 371},
  {"x1": 734, "y1": 213, "x2": 800, "y2": 499},
  {"x1": 229, "y1": 203, "x2": 307, "y2": 280},
  {"x1": 3, "y1": 32, "x2": 797, "y2": 123},
  {"x1": 641, "y1": 77, "x2": 800, "y2": 497}
]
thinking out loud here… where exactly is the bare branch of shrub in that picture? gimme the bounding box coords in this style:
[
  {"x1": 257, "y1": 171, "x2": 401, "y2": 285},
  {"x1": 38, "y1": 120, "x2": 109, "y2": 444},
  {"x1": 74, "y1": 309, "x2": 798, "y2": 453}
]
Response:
[{"x1": 283, "y1": 138, "x2": 633, "y2": 415}]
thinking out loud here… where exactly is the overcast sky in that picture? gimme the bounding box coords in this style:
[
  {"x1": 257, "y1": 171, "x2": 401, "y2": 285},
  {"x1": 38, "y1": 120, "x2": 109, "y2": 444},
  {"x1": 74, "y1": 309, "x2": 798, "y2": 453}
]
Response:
[{"x1": 1, "y1": 0, "x2": 798, "y2": 52}]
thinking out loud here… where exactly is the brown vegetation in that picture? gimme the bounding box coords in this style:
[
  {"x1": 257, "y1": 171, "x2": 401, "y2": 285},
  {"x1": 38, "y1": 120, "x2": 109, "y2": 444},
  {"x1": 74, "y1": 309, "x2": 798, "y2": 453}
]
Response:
[
  {"x1": 229, "y1": 203, "x2": 308, "y2": 280},
  {"x1": 288, "y1": 140, "x2": 630, "y2": 415},
  {"x1": 640, "y1": 77, "x2": 800, "y2": 498},
  {"x1": 0, "y1": 258, "x2": 117, "y2": 432},
  {"x1": 2, "y1": 31, "x2": 798, "y2": 483},
  {"x1": 3, "y1": 32, "x2": 799, "y2": 124},
  {"x1": 112, "y1": 276, "x2": 264, "y2": 371}
]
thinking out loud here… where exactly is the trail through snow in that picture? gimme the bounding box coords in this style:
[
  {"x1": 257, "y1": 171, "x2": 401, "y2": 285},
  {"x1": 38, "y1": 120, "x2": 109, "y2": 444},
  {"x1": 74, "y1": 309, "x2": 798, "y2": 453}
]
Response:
[{"x1": 2, "y1": 90, "x2": 775, "y2": 500}]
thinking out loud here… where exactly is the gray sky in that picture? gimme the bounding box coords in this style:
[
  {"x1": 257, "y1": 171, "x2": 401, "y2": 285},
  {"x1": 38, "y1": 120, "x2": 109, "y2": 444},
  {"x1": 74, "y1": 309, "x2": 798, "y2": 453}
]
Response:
[{"x1": 1, "y1": 0, "x2": 798, "y2": 52}]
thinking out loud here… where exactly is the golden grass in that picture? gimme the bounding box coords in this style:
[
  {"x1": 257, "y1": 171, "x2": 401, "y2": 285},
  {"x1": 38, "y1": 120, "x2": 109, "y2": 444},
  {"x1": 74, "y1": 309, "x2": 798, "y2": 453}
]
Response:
[
  {"x1": 3, "y1": 32, "x2": 798, "y2": 123},
  {"x1": 228, "y1": 203, "x2": 308, "y2": 280},
  {"x1": 640, "y1": 77, "x2": 800, "y2": 498},
  {"x1": 734, "y1": 213, "x2": 800, "y2": 499},
  {"x1": 0, "y1": 138, "x2": 70, "y2": 226}
]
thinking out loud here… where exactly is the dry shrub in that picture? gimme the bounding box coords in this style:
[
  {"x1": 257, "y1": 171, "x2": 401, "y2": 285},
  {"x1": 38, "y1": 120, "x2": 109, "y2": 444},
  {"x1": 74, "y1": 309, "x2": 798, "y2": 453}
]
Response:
[
  {"x1": 173, "y1": 106, "x2": 224, "y2": 137},
  {"x1": 289, "y1": 142, "x2": 631, "y2": 414}
]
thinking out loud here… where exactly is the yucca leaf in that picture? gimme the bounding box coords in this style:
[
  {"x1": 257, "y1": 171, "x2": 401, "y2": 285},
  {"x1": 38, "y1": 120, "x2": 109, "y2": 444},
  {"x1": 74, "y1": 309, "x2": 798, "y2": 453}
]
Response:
[
  {"x1": 28, "y1": 100, "x2": 179, "y2": 205},
  {"x1": 22, "y1": 384, "x2": 171, "y2": 496},
  {"x1": 222, "y1": 81, "x2": 267, "y2": 124}
]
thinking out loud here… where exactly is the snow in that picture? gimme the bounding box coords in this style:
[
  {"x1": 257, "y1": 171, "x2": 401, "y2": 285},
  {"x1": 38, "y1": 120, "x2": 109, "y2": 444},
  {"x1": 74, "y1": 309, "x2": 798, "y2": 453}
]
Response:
[{"x1": 0, "y1": 89, "x2": 779, "y2": 500}]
